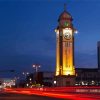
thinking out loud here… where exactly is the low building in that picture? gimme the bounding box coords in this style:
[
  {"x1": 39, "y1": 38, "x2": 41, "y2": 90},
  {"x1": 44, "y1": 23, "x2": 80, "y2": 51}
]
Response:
[
  {"x1": 0, "y1": 78, "x2": 15, "y2": 88},
  {"x1": 75, "y1": 68, "x2": 100, "y2": 86},
  {"x1": 26, "y1": 68, "x2": 100, "y2": 87},
  {"x1": 27, "y1": 71, "x2": 54, "y2": 87}
]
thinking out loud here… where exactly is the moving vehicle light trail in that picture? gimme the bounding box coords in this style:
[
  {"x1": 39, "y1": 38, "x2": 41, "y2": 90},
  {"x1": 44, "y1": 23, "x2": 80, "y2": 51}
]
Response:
[{"x1": 5, "y1": 87, "x2": 100, "y2": 100}]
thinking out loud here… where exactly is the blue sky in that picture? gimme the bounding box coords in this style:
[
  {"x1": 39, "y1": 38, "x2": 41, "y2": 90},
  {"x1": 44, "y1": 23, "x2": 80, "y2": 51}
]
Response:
[{"x1": 0, "y1": 0, "x2": 100, "y2": 77}]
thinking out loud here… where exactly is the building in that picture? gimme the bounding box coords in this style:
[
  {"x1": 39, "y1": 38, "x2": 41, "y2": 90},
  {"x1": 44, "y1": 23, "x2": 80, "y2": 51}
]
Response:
[
  {"x1": 0, "y1": 78, "x2": 15, "y2": 88},
  {"x1": 73, "y1": 41, "x2": 100, "y2": 86},
  {"x1": 55, "y1": 6, "x2": 76, "y2": 86},
  {"x1": 75, "y1": 41, "x2": 100, "y2": 86},
  {"x1": 26, "y1": 69, "x2": 100, "y2": 87},
  {"x1": 75, "y1": 68, "x2": 100, "y2": 86},
  {"x1": 27, "y1": 72, "x2": 54, "y2": 87},
  {"x1": 98, "y1": 41, "x2": 100, "y2": 69}
]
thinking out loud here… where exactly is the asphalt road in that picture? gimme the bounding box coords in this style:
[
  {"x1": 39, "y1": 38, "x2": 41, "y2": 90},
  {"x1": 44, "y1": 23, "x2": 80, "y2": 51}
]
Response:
[{"x1": 0, "y1": 93, "x2": 68, "y2": 100}]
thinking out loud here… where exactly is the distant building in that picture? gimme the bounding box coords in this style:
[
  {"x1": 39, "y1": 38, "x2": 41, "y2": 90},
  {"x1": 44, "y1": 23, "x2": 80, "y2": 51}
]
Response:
[
  {"x1": 27, "y1": 72, "x2": 54, "y2": 87},
  {"x1": 75, "y1": 68, "x2": 100, "y2": 86},
  {"x1": 26, "y1": 69, "x2": 100, "y2": 87},
  {"x1": 0, "y1": 78, "x2": 15, "y2": 88},
  {"x1": 98, "y1": 41, "x2": 100, "y2": 69}
]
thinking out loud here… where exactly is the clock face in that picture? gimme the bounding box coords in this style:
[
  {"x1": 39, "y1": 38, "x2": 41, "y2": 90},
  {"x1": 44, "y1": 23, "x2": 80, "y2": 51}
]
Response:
[{"x1": 64, "y1": 32, "x2": 71, "y2": 39}]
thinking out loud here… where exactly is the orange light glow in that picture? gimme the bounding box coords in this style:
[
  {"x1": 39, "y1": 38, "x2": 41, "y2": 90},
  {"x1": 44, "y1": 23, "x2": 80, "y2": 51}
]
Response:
[{"x1": 55, "y1": 28, "x2": 75, "y2": 76}]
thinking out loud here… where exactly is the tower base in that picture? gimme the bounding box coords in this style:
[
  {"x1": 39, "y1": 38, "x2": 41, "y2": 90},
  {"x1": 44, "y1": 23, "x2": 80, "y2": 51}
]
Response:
[{"x1": 55, "y1": 75, "x2": 75, "y2": 86}]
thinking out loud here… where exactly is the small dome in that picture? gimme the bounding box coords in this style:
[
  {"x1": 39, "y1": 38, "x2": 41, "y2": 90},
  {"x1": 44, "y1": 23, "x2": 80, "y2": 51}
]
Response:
[{"x1": 58, "y1": 11, "x2": 73, "y2": 21}]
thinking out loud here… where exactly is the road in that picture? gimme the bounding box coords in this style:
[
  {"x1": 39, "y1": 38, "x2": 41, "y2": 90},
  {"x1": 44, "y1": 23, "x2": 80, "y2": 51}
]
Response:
[
  {"x1": 0, "y1": 93, "x2": 66, "y2": 100},
  {"x1": 3, "y1": 87, "x2": 100, "y2": 100}
]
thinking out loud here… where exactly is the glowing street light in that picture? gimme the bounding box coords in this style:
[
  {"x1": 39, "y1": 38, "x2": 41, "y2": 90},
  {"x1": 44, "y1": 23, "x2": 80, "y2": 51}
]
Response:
[
  {"x1": 22, "y1": 72, "x2": 29, "y2": 80},
  {"x1": 29, "y1": 78, "x2": 32, "y2": 81},
  {"x1": 26, "y1": 83, "x2": 29, "y2": 87},
  {"x1": 22, "y1": 72, "x2": 29, "y2": 77},
  {"x1": 33, "y1": 64, "x2": 41, "y2": 72},
  {"x1": 22, "y1": 72, "x2": 29, "y2": 75}
]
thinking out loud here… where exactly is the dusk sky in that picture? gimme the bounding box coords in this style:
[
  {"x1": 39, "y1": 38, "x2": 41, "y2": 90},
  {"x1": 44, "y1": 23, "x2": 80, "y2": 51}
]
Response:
[{"x1": 0, "y1": 0, "x2": 100, "y2": 78}]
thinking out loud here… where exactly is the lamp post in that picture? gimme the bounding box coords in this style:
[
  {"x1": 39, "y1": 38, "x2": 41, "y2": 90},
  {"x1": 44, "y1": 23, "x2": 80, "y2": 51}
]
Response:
[
  {"x1": 32, "y1": 64, "x2": 41, "y2": 85},
  {"x1": 22, "y1": 72, "x2": 29, "y2": 79},
  {"x1": 22, "y1": 72, "x2": 29, "y2": 83},
  {"x1": 22, "y1": 72, "x2": 29, "y2": 87},
  {"x1": 14, "y1": 77, "x2": 20, "y2": 88}
]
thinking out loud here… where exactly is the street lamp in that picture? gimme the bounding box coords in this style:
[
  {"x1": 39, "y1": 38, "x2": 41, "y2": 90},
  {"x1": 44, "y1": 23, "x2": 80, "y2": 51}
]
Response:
[
  {"x1": 22, "y1": 72, "x2": 29, "y2": 81},
  {"x1": 22, "y1": 72, "x2": 29, "y2": 87},
  {"x1": 22, "y1": 72, "x2": 29, "y2": 77},
  {"x1": 14, "y1": 77, "x2": 20, "y2": 88},
  {"x1": 32, "y1": 64, "x2": 41, "y2": 85}
]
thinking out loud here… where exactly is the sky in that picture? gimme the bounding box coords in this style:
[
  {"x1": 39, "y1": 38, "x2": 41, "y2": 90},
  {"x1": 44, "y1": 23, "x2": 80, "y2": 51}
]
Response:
[{"x1": 0, "y1": 0, "x2": 100, "y2": 78}]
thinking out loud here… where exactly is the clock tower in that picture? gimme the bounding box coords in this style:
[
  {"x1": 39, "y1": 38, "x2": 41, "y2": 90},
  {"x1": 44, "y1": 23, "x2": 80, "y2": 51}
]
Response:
[{"x1": 55, "y1": 6, "x2": 76, "y2": 86}]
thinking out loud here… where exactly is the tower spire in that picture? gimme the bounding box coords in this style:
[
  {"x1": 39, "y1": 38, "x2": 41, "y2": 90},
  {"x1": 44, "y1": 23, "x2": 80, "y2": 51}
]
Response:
[{"x1": 64, "y1": 3, "x2": 67, "y2": 11}]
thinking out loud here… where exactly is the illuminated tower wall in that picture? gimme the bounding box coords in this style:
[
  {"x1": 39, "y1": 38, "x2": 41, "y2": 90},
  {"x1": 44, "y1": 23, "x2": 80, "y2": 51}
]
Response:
[{"x1": 55, "y1": 7, "x2": 76, "y2": 86}]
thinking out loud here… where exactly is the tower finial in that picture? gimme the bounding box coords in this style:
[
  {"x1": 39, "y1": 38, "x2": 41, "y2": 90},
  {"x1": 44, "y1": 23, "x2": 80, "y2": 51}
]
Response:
[{"x1": 64, "y1": 3, "x2": 67, "y2": 11}]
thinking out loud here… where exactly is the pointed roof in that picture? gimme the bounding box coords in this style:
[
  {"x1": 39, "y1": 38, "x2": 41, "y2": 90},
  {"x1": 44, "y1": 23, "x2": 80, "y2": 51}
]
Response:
[{"x1": 58, "y1": 4, "x2": 73, "y2": 21}]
